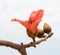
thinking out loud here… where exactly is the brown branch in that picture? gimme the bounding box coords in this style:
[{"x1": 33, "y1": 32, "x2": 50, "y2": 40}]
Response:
[
  {"x1": 0, "y1": 32, "x2": 53, "y2": 55},
  {"x1": 0, "y1": 40, "x2": 27, "y2": 55},
  {"x1": 0, "y1": 40, "x2": 20, "y2": 50}
]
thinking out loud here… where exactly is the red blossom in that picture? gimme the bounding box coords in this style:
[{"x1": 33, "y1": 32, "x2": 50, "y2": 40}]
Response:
[{"x1": 11, "y1": 9, "x2": 44, "y2": 34}]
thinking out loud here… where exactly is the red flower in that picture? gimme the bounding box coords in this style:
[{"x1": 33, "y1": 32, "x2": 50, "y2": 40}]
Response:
[{"x1": 11, "y1": 9, "x2": 44, "y2": 34}]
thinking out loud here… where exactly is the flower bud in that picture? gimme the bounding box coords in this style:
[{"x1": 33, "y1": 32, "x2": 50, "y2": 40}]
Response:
[
  {"x1": 37, "y1": 29, "x2": 44, "y2": 38},
  {"x1": 43, "y1": 23, "x2": 51, "y2": 34}
]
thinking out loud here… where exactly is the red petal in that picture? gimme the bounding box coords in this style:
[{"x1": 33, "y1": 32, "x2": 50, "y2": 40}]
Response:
[
  {"x1": 28, "y1": 11, "x2": 37, "y2": 22},
  {"x1": 11, "y1": 18, "x2": 30, "y2": 30},
  {"x1": 11, "y1": 18, "x2": 18, "y2": 21},
  {"x1": 30, "y1": 19, "x2": 41, "y2": 34},
  {"x1": 28, "y1": 9, "x2": 44, "y2": 22},
  {"x1": 30, "y1": 9, "x2": 44, "y2": 34},
  {"x1": 35, "y1": 9, "x2": 44, "y2": 21}
]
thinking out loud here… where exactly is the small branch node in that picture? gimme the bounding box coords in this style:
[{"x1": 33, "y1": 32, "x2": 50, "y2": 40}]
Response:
[{"x1": 21, "y1": 43, "x2": 23, "y2": 45}]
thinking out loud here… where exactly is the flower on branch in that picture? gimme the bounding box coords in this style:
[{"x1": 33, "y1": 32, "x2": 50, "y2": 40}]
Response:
[
  {"x1": 11, "y1": 9, "x2": 44, "y2": 43},
  {"x1": 11, "y1": 9, "x2": 44, "y2": 34}
]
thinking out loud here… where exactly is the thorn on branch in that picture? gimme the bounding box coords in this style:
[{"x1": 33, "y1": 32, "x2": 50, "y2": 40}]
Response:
[{"x1": 21, "y1": 43, "x2": 23, "y2": 45}]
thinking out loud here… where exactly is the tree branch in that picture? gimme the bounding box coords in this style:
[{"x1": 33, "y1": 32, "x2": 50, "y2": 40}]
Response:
[
  {"x1": 0, "y1": 32, "x2": 53, "y2": 55},
  {"x1": 0, "y1": 40, "x2": 20, "y2": 50}
]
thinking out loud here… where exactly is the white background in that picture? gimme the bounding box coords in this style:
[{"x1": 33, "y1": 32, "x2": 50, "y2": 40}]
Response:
[{"x1": 0, "y1": 0, "x2": 60, "y2": 55}]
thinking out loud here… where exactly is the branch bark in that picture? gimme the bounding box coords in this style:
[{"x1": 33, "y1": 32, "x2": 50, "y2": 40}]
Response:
[{"x1": 0, "y1": 32, "x2": 53, "y2": 55}]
